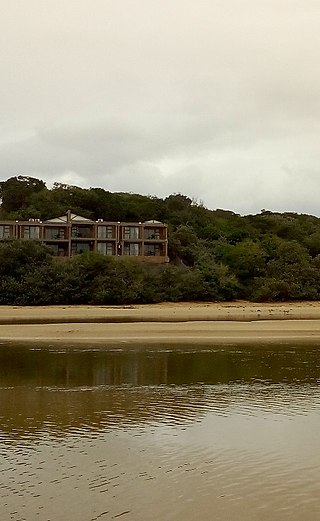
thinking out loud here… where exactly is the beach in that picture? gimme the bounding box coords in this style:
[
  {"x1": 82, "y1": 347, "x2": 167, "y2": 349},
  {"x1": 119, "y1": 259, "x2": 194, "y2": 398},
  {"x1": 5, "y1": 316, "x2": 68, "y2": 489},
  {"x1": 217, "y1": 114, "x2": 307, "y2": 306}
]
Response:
[{"x1": 1, "y1": 301, "x2": 320, "y2": 345}]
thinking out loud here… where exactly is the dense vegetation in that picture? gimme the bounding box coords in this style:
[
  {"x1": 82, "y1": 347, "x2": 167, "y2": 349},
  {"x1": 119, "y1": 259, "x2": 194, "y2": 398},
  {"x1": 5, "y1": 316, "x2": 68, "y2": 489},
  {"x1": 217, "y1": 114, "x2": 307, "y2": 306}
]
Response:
[{"x1": 1, "y1": 175, "x2": 320, "y2": 304}]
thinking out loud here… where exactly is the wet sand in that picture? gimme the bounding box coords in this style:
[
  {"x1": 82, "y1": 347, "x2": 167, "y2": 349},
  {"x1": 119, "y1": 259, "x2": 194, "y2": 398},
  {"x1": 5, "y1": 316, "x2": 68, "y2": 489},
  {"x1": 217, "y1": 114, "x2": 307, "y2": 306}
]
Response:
[{"x1": 1, "y1": 301, "x2": 320, "y2": 344}]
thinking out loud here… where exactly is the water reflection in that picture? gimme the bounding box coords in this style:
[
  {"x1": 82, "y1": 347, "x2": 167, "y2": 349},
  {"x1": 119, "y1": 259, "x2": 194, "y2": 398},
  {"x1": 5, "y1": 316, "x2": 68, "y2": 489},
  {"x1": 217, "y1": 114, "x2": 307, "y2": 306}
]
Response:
[
  {"x1": 1, "y1": 344, "x2": 320, "y2": 521},
  {"x1": 1, "y1": 343, "x2": 320, "y2": 387},
  {"x1": 0, "y1": 344, "x2": 320, "y2": 437}
]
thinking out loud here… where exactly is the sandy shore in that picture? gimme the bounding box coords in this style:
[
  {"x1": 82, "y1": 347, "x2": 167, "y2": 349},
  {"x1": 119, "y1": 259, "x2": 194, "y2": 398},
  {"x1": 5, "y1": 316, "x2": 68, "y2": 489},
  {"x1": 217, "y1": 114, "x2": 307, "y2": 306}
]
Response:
[
  {"x1": 2, "y1": 301, "x2": 320, "y2": 324},
  {"x1": 1, "y1": 301, "x2": 320, "y2": 345}
]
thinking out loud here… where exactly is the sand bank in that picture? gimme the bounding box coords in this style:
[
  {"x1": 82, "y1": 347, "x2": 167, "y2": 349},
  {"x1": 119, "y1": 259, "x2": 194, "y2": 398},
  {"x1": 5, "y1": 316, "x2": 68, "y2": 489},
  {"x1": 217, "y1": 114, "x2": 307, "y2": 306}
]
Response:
[
  {"x1": 1, "y1": 301, "x2": 320, "y2": 324},
  {"x1": 1, "y1": 302, "x2": 320, "y2": 344},
  {"x1": 0, "y1": 319, "x2": 320, "y2": 345}
]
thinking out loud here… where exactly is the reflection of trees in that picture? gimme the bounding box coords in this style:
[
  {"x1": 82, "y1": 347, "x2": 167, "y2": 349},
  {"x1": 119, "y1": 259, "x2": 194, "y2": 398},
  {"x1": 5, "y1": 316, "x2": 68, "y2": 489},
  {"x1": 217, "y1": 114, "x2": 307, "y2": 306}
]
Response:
[
  {"x1": 0, "y1": 347, "x2": 169, "y2": 387},
  {"x1": 0, "y1": 386, "x2": 214, "y2": 437},
  {"x1": 1, "y1": 384, "x2": 319, "y2": 438},
  {"x1": 1, "y1": 345, "x2": 320, "y2": 387},
  {"x1": 0, "y1": 345, "x2": 320, "y2": 437}
]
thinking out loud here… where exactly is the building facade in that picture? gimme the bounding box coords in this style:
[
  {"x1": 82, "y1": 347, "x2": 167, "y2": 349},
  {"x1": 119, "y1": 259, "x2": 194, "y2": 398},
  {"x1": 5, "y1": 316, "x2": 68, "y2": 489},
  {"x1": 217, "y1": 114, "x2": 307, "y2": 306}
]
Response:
[{"x1": 0, "y1": 211, "x2": 169, "y2": 263}]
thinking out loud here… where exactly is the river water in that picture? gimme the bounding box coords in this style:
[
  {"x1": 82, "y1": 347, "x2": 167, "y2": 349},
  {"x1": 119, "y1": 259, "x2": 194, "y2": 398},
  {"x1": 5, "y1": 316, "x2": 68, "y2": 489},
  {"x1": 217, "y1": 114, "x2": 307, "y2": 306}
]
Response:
[{"x1": 1, "y1": 343, "x2": 320, "y2": 521}]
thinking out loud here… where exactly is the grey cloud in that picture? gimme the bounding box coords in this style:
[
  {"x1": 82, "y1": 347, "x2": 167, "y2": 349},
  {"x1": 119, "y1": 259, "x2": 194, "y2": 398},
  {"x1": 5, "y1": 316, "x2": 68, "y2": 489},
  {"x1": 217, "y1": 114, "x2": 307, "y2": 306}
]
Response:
[{"x1": 1, "y1": 0, "x2": 320, "y2": 215}]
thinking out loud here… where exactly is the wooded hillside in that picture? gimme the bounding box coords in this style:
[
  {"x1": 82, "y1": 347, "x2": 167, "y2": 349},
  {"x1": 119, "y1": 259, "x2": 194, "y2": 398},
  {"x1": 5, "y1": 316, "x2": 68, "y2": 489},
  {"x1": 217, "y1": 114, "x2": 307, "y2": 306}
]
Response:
[{"x1": 1, "y1": 175, "x2": 320, "y2": 304}]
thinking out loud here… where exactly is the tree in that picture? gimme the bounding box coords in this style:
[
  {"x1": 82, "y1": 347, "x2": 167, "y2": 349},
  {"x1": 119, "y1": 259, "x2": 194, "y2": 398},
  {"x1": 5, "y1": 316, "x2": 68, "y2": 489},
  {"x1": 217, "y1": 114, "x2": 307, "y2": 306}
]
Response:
[
  {"x1": 214, "y1": 239, "x2": 266, "y2": 283},
  {"x1": 252, "y1": 241, "x2": 320, "y2": 301},
  {"x1": 0, "y1": 239, "x2": 52, "y2": 279},
  {"x1": 168, "y1": 225, "x2": 200, "y2": 266},
  {"x1": 0, "y1": 176, "x2": 46, "y2": 215}
]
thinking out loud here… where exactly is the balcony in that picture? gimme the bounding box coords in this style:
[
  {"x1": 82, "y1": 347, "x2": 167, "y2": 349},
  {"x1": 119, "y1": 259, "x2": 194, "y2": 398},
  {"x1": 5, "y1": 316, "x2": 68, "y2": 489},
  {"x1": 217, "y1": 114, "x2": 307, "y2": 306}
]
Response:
[
  {"x1": 44, "y1": 227, "x2": 68, "y2": 240},
  {"x1": 97, "y1": 225, "x2": 116, "y2": 240},
  {"x1": 21, "y1": 226, "x2": 40, "y2": 240},
  {"x1": 122, "y1": 226, "x2": 141, "y2": 241},
  {"x1": 0, "y1": 225, "x2": 13, "y2": 239},
  {"x1": 144, "y1": 227, "x2": 166, "y2": 241},
  {"x1": 71, "y1": 241, "x2": 94, "y2": 255},
  {"x1": 71, "y1": 225, "x2": 94, "y2": 239}
]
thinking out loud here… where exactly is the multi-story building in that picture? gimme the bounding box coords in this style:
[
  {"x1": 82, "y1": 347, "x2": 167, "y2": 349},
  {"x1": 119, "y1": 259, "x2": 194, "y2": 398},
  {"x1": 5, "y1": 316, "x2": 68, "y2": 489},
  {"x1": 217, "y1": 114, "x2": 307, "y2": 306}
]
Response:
[{"x1": 0, "y1": 211, "x2": 169, "y2": 263}]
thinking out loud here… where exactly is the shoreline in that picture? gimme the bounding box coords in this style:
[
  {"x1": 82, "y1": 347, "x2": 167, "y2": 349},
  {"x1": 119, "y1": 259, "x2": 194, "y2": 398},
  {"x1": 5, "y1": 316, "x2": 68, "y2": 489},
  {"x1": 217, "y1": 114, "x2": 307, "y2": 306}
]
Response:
[
  {"x1": 1, "y1": 302, "x2": 320, "y2": 345},
  {"x1": 1, "y1": 320, "x2": 320, "y2": 346},
  {"x1": 2, "y1": 301, "x2": 320, "y2": 324}
]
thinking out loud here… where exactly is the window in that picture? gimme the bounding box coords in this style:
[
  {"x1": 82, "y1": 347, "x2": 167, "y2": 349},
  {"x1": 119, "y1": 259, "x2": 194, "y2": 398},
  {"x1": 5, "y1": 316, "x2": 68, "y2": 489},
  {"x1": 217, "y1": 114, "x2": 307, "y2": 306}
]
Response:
[
  {"x1": 47, "y1": 244, "x2": 68, "y2": 256},
  {"x1": 71, "y1": 226, "x2": 93, "y2": 238},
  {"x1": 97, "y1": 242, "x2": 114, "y2": 255},
  {"x1": 97, "y1": 225, "x2": 114, "y2": 239},
  {"x1": 144, "y1": 228, "x2": 160, "y2": 240},
  {"x1": 0, "y1": 225, "x2": 10, "y2": 239},
  {"x1": 144, "y1": 244, "x2": 160, "y2": 256},
  {"x1": 71, "y1": 242, "x2": 91, "y2": 255},
  {"x1": 124, "y1": 243, "x2": 140, "y2": 256},
  {"x1": 124, "y1": 226, "x2": 139, "y2": 240},
  {"x1": 23, "y1": 226, "x2": 40, "y2": 239},
  {"x1": 44, "y1": 227, "x2": 66, "y2": 239}
]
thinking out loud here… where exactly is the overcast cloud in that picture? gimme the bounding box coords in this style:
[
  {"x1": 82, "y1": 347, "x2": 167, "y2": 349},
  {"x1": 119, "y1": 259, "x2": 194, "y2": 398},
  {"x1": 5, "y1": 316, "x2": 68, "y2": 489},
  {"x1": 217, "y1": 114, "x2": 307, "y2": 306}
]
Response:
[{"x1": 1, "y1": 0, "x2": 320, "y2": 215}]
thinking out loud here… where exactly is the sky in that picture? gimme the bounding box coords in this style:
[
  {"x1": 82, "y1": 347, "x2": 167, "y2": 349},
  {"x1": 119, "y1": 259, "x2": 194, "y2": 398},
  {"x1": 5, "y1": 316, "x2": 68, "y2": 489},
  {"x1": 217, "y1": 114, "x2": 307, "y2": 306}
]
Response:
[{"x1": 1, "y1": 0, "x2": 320, "y2": 215}]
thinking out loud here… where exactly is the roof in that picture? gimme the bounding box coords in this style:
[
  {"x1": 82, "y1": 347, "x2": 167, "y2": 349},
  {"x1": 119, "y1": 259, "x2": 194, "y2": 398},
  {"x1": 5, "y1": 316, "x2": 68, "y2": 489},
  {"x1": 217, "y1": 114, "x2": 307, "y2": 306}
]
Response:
[{"x1": 45, "y1": 212, "x2": 92, "y2": 223}]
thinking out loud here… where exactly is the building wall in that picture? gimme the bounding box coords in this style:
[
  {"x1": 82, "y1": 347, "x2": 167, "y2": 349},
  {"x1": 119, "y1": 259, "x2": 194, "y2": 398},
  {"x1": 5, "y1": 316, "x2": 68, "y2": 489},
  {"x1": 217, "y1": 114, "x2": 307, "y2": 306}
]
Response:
[{"x1": 0, "y1": 215, "x2": 169, "y2": 263}]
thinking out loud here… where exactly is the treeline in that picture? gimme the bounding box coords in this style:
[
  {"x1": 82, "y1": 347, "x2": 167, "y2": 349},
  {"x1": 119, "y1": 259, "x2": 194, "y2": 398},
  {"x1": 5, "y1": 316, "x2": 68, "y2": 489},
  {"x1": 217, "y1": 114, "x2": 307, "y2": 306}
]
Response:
[{"x1": 1, "y1": 175, "x2": 320, "y2": 304}]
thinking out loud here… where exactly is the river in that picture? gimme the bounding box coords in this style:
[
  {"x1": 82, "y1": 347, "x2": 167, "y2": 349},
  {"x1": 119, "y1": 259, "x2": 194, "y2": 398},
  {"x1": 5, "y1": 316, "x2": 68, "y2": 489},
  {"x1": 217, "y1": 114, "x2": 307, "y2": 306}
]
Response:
[{"x1": 1, "y1": 343, "x2": 320, "y2": 520}]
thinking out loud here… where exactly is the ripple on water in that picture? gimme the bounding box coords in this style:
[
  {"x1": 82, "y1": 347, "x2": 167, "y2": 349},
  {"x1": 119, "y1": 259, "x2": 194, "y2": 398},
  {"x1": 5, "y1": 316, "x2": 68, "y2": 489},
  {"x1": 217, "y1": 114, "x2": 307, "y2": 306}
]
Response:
[{"x1": 1, "y1": 345, "x2": 320, "y2": 520}]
